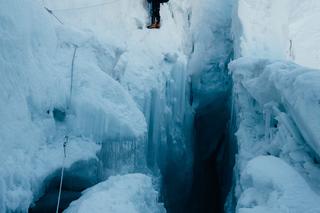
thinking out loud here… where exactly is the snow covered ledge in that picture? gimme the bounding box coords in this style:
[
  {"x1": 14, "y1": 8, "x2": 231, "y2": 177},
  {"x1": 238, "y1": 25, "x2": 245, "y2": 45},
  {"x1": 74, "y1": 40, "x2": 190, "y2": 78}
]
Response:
[
  {"x1": 64, "y1": 174, "x2": 165, "y2": 213},
  {"x1": 238, "y1": 156, "x2": 320, "y2": 212}
]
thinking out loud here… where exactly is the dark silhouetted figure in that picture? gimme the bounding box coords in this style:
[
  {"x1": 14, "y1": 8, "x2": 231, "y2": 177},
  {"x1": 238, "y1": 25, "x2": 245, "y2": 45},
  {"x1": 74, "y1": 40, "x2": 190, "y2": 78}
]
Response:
[
  {"x1": 147, "y1": 0, "x2": 161, "y2": 29},
  {"x1": 147, "y1": 0, "x2": 169, "y2": 29}
]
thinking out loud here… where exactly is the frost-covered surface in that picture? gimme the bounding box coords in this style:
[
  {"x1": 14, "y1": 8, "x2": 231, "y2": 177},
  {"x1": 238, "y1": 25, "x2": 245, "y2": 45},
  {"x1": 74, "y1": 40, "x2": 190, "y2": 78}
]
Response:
[
  {"x1": 233, "y1": 0, "x2": 320, "y2": 69},
  {"x1": 230, "y1": 58, "x2": 320, "y2": 156},
  {"x1": 238, "y1": 156, "x2": 320, "y2": 213},
  {"x1": 230, "y1": 57, "x2": 320, "y2": 212},
  {"x1": 65, "y1": 174, "x2": 165, "y2": 213}
]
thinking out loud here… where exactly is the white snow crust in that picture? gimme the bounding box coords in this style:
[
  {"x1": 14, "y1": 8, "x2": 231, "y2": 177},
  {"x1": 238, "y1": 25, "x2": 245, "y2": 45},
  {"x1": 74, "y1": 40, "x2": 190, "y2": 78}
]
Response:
[
  {"x1": 65, "y1": 173, "x2": 165, "y2": 213},
  {"x1": 238, "y1": 156, "x2": 320, "y2": 213}
]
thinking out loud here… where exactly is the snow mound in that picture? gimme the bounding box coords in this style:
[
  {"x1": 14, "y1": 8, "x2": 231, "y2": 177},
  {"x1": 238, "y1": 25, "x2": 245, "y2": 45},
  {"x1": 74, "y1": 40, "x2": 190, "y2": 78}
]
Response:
[
  {"x1": 65, "y1": 173, "x2": 165, "y2": 213},
  {"x1": 238, "y1": 156, "x2": 320, "y2": 213}
]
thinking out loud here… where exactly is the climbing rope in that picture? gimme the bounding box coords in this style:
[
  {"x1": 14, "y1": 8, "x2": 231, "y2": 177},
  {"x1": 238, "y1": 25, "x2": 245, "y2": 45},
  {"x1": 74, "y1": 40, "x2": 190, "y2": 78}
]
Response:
[
  {"x1": 44, "y1": 7, "x2": 64, "y2": 24},
  {"x1": 55, "y1": 44, "x2": 78, "y2": 212},
  {"x1": 68, "y1": 45, "x2": 78, "y2": 110},
  {"x1": 44, "y1": 0, "x2": 119, "y2": 12},
  {"x1": 56, "y1": 136, "x2": 69, "y2": 213},
  {"x1": 43, "y1": 0, "x2": 120, "y2": 24}
]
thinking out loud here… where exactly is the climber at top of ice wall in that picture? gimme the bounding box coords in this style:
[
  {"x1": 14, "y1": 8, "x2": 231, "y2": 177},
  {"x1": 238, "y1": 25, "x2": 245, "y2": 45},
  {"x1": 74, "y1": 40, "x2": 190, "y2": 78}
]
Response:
[{"x1": 42, "y1": 0, "x2": 190, "y2": 109}]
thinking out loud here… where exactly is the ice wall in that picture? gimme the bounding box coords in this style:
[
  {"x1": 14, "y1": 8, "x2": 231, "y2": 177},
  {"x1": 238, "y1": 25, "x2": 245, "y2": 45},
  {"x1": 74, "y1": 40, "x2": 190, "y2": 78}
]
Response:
[
  {"x1": 232, "y1": 0, "x2": 290, "y2": 60},
  {"x1": 184, "y1": 0, "x2": 235, "y2": 212},
  {"x1": 188, "y1": 0, "x2": 233, "y2": 107},
  {"x1": 229, "y1": 57, "x2": 320, "y2": 212}
]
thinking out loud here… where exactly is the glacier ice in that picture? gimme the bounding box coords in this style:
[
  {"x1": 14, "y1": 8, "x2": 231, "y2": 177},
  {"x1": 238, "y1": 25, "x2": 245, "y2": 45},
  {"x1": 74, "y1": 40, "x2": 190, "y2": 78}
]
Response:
[{"x1": 2, "y1": 0, "x2": 320, "y2": 212}]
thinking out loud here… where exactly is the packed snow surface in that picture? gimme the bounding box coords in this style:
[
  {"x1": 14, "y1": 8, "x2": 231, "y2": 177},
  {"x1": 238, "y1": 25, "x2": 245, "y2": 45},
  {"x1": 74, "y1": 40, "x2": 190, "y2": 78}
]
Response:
[
  {"x1": 65, "y1": 173, "x2": 165, "y2": 213},
  {"x1": 237, "y1": 156, "x2": 320, "y2": 213}
]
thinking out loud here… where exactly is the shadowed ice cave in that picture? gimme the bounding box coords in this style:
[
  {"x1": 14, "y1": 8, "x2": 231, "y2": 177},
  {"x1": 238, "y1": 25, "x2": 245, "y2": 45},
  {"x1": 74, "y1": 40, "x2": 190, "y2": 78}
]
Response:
[
  {"x1": 159, "y1": 62, "x2": 236, "y2": 213},
  {"x1": 29, "y1": 159, "x2": 99, "y2": 213}
]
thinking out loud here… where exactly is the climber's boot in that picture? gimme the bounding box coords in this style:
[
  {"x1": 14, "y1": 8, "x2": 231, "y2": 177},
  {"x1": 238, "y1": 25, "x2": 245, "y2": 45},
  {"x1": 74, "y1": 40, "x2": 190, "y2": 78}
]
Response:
[
  {"x1": 155, "y1": 19, "x2": 161, "y2": 29},
  {"x1": 147, "y1": 17, "x2": 157, "y2": 29}
]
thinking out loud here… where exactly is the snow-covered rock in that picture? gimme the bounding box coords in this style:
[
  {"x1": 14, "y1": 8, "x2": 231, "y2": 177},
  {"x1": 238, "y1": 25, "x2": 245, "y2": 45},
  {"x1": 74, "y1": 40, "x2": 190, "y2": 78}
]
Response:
[{"x1": 65, "y1": 173, "x2": 165, "y2": 213}]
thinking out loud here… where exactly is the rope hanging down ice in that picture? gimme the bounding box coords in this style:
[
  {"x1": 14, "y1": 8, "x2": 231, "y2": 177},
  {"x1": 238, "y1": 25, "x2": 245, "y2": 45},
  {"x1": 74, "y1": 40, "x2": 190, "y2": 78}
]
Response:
[
  {"x1": 43, "y1": 0, "x2": 118, "y2": 13},
  {"x1": 68, "y1": 45, "x2": 78, "y2": 110},
  {"x1": 43, "y1": 0, "x2": 119, "y2": 24},
  {"x1": 48, "y1": 0, "x2": 119, "y2": 11},
  {"x1": 56, "y1": 136, "x2": 69, "y2": 213},
  {"x1": 55, "y1": 44, "x2": 78, "y2": 212}
]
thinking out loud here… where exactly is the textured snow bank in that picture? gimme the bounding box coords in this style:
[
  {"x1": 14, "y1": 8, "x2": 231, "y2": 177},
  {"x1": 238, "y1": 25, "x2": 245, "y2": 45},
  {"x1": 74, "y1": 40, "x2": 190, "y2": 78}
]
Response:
[
  {"x1": 230, "y1": 57, "x2": 320, "y2": 212},
  {"x1": 230, "y1": 57, "x2": 320, "y2": 156},
  {"x1": 233, "y1": 0, "x2": 320, "y2": 69},
  {"x1": 238, "y1": 156, "x2": 320, "y2": 213},
  {"x1": 65, "y1": 173, "x2": 165, "y2": 213}
]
